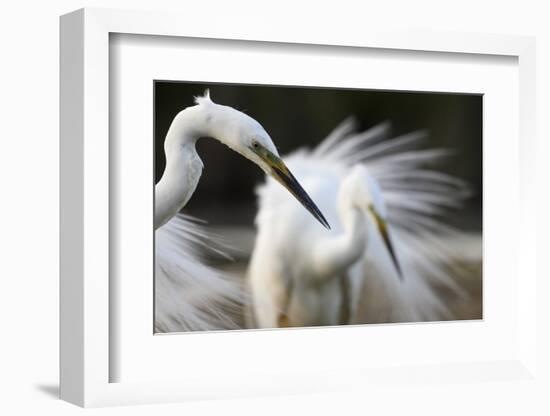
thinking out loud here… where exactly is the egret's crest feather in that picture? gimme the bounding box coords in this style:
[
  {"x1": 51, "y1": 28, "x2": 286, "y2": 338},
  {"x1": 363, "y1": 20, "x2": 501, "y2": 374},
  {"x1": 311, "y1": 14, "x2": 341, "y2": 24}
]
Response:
[{"x1": 194, "y1": 89, "x2": 214, "y2": 106}]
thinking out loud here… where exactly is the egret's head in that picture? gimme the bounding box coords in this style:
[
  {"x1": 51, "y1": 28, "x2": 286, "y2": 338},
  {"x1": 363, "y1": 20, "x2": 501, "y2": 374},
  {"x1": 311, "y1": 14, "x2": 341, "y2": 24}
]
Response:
[
  {"x1": 342, "y1": 165, "x2": 403, "y2": 280},
  {"x1": 194, "y1": 90, "x2": 330, "y2": 229}
]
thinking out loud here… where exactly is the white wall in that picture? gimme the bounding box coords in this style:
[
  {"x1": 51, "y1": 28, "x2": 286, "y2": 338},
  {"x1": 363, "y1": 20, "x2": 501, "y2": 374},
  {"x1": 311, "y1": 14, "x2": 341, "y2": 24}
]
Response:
[{"x1": 1, "y1": 1, "x2": 548, "y2": 415}]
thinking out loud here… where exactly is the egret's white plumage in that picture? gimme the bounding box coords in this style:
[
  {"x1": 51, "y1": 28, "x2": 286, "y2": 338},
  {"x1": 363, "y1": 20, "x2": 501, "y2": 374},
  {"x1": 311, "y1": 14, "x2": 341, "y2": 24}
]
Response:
[
  {"x1": 249, "y1": 117, "x2": 474, "y2": 328},
  {"x1": 154, "y1": 91, "x2": 328, "y2": 332},
  {"x1": 155, "y1": 214, "x2": 244, "y2": 332}
]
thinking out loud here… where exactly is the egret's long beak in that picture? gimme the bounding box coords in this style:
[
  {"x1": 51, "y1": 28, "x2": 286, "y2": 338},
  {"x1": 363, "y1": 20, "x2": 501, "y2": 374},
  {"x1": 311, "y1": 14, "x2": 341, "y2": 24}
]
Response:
[
  {"x1": 252, "y1": 145, "x2": 330, "y2": 229},
  {"x1": 367, "y1": 204, "x2": 403, "y2": 281}
]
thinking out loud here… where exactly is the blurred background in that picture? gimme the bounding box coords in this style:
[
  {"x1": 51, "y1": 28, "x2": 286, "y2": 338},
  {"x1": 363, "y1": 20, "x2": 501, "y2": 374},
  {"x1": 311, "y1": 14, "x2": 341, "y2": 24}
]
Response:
[{"x1": 155, "y1": 81, "x2": 482, "y2": 323}]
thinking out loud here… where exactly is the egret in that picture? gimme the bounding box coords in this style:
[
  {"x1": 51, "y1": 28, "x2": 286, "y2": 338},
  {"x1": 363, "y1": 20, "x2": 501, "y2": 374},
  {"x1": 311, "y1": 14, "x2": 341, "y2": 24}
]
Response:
[
  {"x1": 248, "y1": 118, "x2": 472, "y2": 328},
  {"x1": 154, "y1": 90, "x2": 329, "y2": 333}
]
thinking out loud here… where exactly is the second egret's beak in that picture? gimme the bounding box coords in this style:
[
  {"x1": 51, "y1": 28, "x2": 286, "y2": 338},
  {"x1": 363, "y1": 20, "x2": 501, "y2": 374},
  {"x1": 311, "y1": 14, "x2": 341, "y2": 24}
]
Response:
[
  {"x1": 252, "y1": 144, "x2": 330, "y2": 229},
  {"x1": 367, "y1": 204, "x2": 403, "y2": 281}
]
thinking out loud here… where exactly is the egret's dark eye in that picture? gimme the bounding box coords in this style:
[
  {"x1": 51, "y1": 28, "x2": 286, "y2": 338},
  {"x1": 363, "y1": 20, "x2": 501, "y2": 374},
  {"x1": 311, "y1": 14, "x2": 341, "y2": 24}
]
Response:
[{"x1": 252, "y1": 141, "x2": 259, "y2": 149}]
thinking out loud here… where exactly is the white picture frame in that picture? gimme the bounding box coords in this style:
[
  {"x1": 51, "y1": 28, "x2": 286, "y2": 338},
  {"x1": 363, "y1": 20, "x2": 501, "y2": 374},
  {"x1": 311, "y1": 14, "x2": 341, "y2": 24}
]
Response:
[{"x1": 60, "y1": 7, "x2": 537, "y2": 407}]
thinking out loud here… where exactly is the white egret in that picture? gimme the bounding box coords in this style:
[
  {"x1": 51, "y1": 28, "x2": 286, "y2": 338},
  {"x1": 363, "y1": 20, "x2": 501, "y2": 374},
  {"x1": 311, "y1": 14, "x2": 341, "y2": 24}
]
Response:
[
  {"x1": 154, "y1": 90, "x2": 329, "y2": 333},
  {"x1": 248, "y1": 118, "x2": 472, "y2": 328}
]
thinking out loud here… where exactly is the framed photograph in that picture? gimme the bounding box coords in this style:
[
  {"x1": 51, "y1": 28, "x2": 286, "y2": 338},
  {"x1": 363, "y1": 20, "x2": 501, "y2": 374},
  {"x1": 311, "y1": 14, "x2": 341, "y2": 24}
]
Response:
[{"x1": 60, "y1": 8, "x2": 537, "y2": 407}]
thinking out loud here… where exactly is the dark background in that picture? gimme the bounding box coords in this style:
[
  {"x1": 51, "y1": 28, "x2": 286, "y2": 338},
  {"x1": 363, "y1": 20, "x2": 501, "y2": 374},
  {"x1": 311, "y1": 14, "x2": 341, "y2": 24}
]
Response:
[{"x1": 154, "y1": 82, "x2": 482, "y2": 230}]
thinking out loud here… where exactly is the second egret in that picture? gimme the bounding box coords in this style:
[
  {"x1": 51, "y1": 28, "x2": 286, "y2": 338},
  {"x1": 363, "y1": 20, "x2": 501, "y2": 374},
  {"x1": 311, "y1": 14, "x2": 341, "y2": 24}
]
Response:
[{"x1": 248, "y1": 118, "x2": 471, "y2": 328}]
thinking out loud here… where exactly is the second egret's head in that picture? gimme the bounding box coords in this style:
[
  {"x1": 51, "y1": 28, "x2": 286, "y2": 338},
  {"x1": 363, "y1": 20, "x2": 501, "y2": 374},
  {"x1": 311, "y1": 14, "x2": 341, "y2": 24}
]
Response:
[
  {"x1": 342, "y1": 165, "x2": 403, "y2": 280},
  {"x1": 194, "y1": 90, "x2": 330, "y2": 229}
]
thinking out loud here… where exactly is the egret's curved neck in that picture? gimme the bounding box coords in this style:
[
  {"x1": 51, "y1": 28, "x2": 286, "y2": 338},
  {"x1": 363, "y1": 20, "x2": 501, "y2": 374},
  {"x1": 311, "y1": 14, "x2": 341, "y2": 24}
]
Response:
[
  {"x1": 154, "y1": 108, "x2": 211, "y2": 229},
  {"x1": 310, "y1": 205, "x2": 367, "y2": 281},
  {"x1": 155, "y1": 143, "x2": 202, "y2": 229}
]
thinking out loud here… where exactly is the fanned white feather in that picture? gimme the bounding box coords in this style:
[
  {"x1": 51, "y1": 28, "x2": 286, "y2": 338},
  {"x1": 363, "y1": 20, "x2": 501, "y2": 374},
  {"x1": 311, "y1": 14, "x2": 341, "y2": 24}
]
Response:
[{"x1": 155, "y1": 214, "x2": 244, "y2": 333}]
